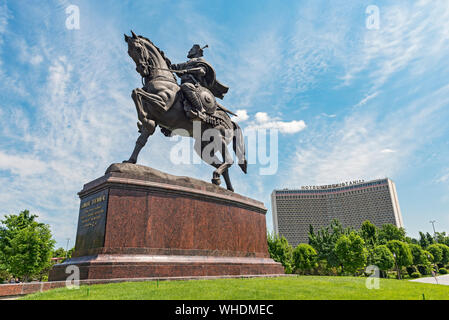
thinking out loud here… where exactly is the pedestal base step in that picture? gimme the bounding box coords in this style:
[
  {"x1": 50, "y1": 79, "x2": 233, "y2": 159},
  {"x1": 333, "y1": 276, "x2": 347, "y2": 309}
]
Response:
[{"x1": 49, "y1": 254, "x2": 284, "y2": 281}]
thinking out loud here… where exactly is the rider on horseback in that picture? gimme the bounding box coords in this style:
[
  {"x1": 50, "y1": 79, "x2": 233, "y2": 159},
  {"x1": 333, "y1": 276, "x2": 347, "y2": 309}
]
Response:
[{"x1": 171, "y1": 44, "x2": 229, "y2": 121}]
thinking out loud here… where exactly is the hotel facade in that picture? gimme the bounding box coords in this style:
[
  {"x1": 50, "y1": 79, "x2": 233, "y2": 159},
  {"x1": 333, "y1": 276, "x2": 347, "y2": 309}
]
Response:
[{"x1": 271, "y1": 178, "x2": 404, "y2": 247}]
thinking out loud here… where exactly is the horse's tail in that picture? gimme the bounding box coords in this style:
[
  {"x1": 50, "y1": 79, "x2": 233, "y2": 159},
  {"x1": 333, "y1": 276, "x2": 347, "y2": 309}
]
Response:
[{"x1": 232, "y1": 121, "x2": 247, "y2": 174}]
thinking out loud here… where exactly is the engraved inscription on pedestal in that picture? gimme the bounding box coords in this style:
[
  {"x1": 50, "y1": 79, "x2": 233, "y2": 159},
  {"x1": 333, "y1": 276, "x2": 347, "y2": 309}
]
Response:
[{"x1": 74, "y1": 189, "x2": 109, "y2": 252}]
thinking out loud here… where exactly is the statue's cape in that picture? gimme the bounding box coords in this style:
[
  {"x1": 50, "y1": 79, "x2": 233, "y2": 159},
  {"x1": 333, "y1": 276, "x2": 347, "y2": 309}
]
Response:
[{"x1": 196, "y1": 60, "x2": 229, "y2": 100}]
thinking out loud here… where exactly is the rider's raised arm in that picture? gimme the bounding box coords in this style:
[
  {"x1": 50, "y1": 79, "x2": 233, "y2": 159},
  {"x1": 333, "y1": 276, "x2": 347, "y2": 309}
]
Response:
[{"x1": 187, "y1": 66, "x2": 206, "y2": 77}]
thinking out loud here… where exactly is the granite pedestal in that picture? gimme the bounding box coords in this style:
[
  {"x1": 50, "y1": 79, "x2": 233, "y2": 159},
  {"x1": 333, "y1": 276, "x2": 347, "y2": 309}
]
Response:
[{"x1": 49, "y1": 163, "x2": 283, "y2": 280}]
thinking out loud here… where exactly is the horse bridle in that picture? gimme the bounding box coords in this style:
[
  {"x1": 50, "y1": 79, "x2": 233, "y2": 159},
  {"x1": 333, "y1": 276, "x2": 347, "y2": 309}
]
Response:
[{"x1": 136, "y1": 40, "x2": 177, "y2": 85}]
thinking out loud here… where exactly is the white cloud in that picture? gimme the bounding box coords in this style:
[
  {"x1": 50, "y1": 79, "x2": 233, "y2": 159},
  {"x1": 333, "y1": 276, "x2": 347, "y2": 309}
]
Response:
[
  {"x1": 245, "y1": 112, "x2": 306, "y2": 134},
  {"x1": 320, "y1": 113, "x2": 337, "y2": 118},
  {"x1": 0, "y1": 152, "x2": 47, "y2": 177},
  {"x1": 0, "y1": 2, "x2": 9, "y2": 37},
  {"x1": 233, "y1": 109, "x2": 249, "y2": 122},
  {"x1": 288, "y1": 84, "x2": 449, "y2": 186},
  {"x1": 341, "y1": 1, "x2": 449, "y2": 88},
  {"x1": 437, "y1": 170, "x2": 449, "y2": 183},
  {"x1": 16, "y1": 38, "x2": 44, "y2": 66},
  {"x1": 354, "y1": 91, "x2": 380, "y2": 108},
  {"x1": 255, "y1": 112, "x2": 269, "y2": 123}
]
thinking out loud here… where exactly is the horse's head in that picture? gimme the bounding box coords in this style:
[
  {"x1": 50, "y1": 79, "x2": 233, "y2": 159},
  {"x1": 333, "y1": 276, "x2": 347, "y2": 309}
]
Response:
[
  {"x1": 124, "y1": 31, "x2": 152, "y2": 77},
  {"x1": 124, "y1": 31, "x2": 173, "y2": 80}
]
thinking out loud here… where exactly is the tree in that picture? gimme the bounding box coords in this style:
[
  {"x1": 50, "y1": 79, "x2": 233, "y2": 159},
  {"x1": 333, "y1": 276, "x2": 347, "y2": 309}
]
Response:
[
  {"x1": 267, "y1": 233, "x2": 293, "y2": 274},
  {"x1": 378, "y1": 224, "x2": 406, "y2": 244},
  {"x1": 334, "y1": 232, "x2": 367, "y2": 275},
  {"x1": 419, "y1": 231, "x2": 430, "y2": 249},
  {"x1": 405, "y1": 237, "x2": 418, "y2": 245},
  {"x1": 408, "y1": 243, "x2": 431, "y2": 266},
  {"x1": 435, "y1": 244, "x2": 449, "y2": 265},
  {"x1": 293, "y1": 244, "x2": 317, "y2": 275},
  {"x1": 53, "y1": 247, "x2": 66, "y2": 258},
  {"x1": 427, "y1": 244, "x2": 443, "y2": 264},
  {"x1": 308, "y1": 219, "x2": 352, "y2": 269},
  {"x1": 371, "y1": 245, "x2": 395, "y2": 277},
  {"x1": 0, "y1": 210, "x2": 55, "y2": 281},
  {"x1": 435, "y1": 232, "x2": 449, "y2": 246},
  {"x1": 360, "y1": 220, "x2": 378, "y2": 248},
  {"x1": 386, "y1": 240, "x2": 413, "y2": 278},
  {"x1": 425, "y1": 232, "x2": 435, "y2": 246}
]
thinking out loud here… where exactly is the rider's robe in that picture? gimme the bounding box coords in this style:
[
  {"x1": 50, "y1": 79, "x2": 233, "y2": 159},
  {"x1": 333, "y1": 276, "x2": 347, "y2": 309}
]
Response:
[{"x1": 171, "y1": 57, "x2": 229, "y2": 99}]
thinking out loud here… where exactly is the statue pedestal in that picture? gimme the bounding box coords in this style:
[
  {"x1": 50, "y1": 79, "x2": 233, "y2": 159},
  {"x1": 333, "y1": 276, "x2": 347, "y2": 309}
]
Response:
[{"x1": 49, "y1": 163, "x2": 283, "y2": 281}]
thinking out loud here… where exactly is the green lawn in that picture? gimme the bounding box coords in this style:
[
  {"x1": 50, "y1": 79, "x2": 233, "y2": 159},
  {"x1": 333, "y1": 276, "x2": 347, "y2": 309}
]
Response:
[{"x1": 21, "y1": 276, "x2": 449, "y2": 300}]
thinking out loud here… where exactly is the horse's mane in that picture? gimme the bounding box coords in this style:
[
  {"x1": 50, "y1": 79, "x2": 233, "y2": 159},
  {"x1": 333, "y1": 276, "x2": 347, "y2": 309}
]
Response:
[{"x1": 138, "y1": 35, "x2": 173, "y2": 68}]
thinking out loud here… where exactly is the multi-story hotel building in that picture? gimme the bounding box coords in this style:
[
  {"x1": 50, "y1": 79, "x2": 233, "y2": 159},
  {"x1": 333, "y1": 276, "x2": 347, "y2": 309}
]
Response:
[{"x1": 271, "y1": 178, "x2": 403, "y2": 246}]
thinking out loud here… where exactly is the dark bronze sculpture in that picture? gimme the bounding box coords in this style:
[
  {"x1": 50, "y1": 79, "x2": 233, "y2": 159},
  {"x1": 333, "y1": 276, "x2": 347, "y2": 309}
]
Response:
[{"x1": 123, "y1": 31, "x2": 247, "y2": 192}]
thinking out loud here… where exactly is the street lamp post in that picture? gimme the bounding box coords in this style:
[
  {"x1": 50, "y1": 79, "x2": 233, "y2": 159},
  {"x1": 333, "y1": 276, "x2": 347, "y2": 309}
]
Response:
[
  {"x1": 429, "y1": 220, "x2": 437, "y2": 239},
  {"x1": 65, "y1": 238, "x2": 70, "y2": 259}
]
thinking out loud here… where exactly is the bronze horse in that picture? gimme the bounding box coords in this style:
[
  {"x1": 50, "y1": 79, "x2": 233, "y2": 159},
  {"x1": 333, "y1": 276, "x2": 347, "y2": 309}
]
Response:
[{"x1": 123, "y1": 31, "x2": 247, "y2": 192}]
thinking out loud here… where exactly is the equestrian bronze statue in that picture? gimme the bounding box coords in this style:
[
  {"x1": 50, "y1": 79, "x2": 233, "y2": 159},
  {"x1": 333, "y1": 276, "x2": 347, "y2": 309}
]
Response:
[{"x1": 123, "y1": 31, "x2": 247, "y2": 192}]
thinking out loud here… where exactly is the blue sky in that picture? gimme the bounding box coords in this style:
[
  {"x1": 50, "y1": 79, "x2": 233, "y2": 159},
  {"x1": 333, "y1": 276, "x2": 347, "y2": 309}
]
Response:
[{"x1": 1, "y1": 0, "x2": 449, "y2": 248}]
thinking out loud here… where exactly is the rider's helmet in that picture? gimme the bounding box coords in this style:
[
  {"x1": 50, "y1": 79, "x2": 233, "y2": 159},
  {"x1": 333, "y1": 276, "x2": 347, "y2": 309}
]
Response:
[{"x1": 187, "y1": 44, "x2": 208, "y2": 59}]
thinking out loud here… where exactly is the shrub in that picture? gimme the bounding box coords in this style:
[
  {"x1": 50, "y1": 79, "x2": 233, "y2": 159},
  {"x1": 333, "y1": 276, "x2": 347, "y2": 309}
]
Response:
[
  {"x1": 406, "y1": 266, "x2": 417, "y2": 277},
  {"x1": 0, "y1": 266, "x2": 11, "y2": 283},
  {"x1": 411, "y1": 272, "x2": 421, "y2": 278},
  {"x1": 439, "y1": 268, "x2": 448, "y2": 275},
  {"x1": 417, "y1": 265, "x2": 431, "y2": 276}
]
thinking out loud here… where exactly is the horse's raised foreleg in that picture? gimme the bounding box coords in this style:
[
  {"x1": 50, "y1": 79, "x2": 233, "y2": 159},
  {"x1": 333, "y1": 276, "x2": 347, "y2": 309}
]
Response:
[
  {"x1": 131, "y1": 88, "x2": 148, "y2": 124},
  {"x1": 124, "y1": 88, "x2": 159, "y2": 164}
]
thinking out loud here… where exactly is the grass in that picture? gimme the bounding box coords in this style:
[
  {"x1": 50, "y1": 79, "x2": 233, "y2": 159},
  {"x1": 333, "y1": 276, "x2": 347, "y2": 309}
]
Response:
[{"x1": 21, "y1": 276, "x2": 449, "y2": 300}]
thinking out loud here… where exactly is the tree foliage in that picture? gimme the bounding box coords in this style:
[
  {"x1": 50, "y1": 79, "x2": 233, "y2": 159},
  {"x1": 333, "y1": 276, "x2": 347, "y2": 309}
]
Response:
[
  {"x1": 426, "y1": 244, "x2": 443, "y2": 264},
  {"x1": 0, "y1": 210, "x2": 55, "y2": 281},
  {"x1": 378, "y1": 224, "x2": 406, "y2": 244},
  {"x1": 272, "y1": 219, "x2": 448, "y2": 279},
  {"x1": 360, "y1": 220, "x2": 378, "y2": 248},
  {"x1": 308, "y1": 219, "x2": 352, "y2": 268},
  {"x1": 334, "y1": 232, "x2": 367, "y2": 275},
  {"x1": 386, "y1": 240, "x2": 413, "y2": 269},
  {"x1": 371, "y1": 245, "x2": 395, "y2": 272},
  {"x1": 408, "y1": 243, "x2": 431, "y2": 266},
  {"x1": 435, "y1": 244, "x2": 449, "y2": 265},
  {"x1": 293, "y1": 244, "x2": 317, "y2": 275},
  {"x1": 267, "y1": 233, "x2": 293, "y2": 274},
  {"x1": 435, "y1": 232, "x2": 449, "y2": 247}
]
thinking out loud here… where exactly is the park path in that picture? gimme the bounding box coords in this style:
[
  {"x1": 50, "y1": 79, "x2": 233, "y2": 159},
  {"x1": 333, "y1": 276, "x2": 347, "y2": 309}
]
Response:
[{"x1": 410, "y1": 274, "x2": 449, "y2": 286}]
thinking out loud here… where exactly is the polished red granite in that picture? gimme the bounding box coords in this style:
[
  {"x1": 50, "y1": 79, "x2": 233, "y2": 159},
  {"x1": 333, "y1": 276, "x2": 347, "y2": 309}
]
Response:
[{"x1": 49, "y1": 164, "x2": 284, "y2": 281}]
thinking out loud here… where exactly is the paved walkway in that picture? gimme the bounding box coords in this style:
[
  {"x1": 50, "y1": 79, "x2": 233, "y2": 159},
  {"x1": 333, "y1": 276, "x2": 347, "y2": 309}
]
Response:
[{"x1": 410, "y1": 274, "x2": 449, "y2": 286}]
